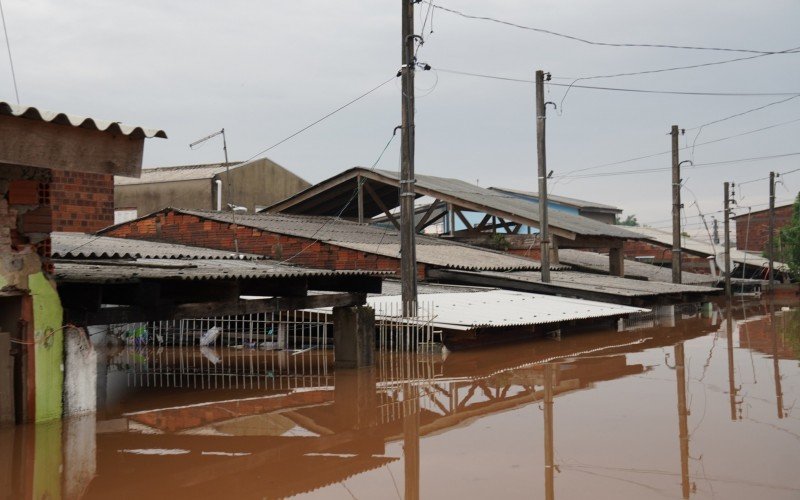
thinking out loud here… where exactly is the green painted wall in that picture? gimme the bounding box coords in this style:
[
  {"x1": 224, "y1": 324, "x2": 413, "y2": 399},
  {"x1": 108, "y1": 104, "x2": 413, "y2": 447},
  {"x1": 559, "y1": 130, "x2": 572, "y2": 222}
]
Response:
[
  {"x1": 32, "y1": 420, "x2": 63, "y2": 499},
  {"x1": 29, "y1": 272, "x2": 64, "y2": 422}
]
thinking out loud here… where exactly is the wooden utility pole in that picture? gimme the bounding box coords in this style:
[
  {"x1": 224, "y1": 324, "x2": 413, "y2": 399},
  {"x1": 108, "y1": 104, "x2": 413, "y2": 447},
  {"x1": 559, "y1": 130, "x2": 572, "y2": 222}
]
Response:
[
  {"x1": 671, "y1": 125, "x2": 682, "y2": 284},
  {"x1": 400, "y1": 0, "x2": 418, "y2": 315},
  {"x1": 535, "y1": 70, "x2": 551, "y2": 283},
  {"x1": 724, "y1": 182, "x2": 732, "y2": 298},
  {"x1": 768, "y1": 171, "x2": 776, "y2": 289}
]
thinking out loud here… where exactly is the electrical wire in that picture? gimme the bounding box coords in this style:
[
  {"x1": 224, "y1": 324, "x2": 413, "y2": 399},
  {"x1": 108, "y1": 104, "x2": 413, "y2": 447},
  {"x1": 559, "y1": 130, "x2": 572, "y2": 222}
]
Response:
[
  {"x1": 434, "y1": 67, "x2": 800, "y2": 96},
  {"x1": 240, "y1": 75, "x2": 396, "y2": 165},
  {"x1": 424, "y1": 2, "x2": 788, "y2": 54},
  {"x1": 0, "y1": 0, "x2": 19, "y2": 104}
]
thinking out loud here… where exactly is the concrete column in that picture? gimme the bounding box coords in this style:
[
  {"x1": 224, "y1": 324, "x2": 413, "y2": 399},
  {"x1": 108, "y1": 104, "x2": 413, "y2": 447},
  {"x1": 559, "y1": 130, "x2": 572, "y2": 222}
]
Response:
[
  {"x1": 63, "y1": 327, "x2": 96, "y2": 417},
  {"x1": 333, "y1": 306, "x2": 375, "y2": 369},
  {"x1": 609, "y1": 246, "x2": 625, "y2": 277},
  {"x1": 549, "y1": 235, "x2": 560, "y2": 265}
]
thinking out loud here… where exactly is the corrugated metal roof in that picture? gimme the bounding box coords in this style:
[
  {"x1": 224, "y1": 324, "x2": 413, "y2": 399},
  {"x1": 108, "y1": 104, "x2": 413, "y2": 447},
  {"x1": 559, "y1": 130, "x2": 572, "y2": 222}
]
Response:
[
  {"x1": 488, "y1": 187, "x2": 622, "y2": 213},
  {"x1": 266, "y1": 167, "x2": 642, "y2": 240},
  {"x1": 439, "y1": 269, "x2": 719, "y2": 298},
  {"x1": 367, "y1": 290, "x2": 648, "y2": 330},
  {"x1": 152, "y1": 208, "x2": 558, "y2": 272},
  {"x1": 115, "y1": 162, "x2": 243, "y2": 186},
  {"x1": 630, "y1": 226, "x2": 788, "y2": 270},
  {"x1": 51, "y1": 232, "x2": 262, "y2": 260},
  {"x1": 0, "y1": 101, "x2": 166, "y2": 139},
  {"x1": 54, "y1": 258, "x2": 389, "y2": 284},
  {"x1": 558, "y1": 249, "x2": 718, "y2": 285},
  {"x1": 372, "y1": 169, "x2": 640, "y2": 239}
]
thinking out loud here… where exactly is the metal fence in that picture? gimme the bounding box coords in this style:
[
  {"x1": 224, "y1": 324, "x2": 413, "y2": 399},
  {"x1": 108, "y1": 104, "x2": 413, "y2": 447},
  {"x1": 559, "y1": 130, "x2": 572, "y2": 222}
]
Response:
[{"x1": 99, "y1": 302, "x2": 441, "y2": 353}]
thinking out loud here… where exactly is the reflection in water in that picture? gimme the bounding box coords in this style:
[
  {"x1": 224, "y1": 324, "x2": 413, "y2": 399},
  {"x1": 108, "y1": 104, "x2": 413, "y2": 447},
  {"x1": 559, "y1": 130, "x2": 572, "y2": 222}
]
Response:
[{"x1": 1, "y1": 300, "x2": 800, "y2": 499}]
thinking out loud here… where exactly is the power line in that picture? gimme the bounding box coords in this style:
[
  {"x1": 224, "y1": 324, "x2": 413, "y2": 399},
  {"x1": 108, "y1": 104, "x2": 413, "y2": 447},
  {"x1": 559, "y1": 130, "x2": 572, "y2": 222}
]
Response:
[
  {"x1": 434, "y1": 67, "x2": 800, "y2": 96},
  {"x1": 555, "y1": 117, "x2": 800, "y2": 180},
  {"x1": 426, "y1": 2, "x2": 791, "y2": 54},
  {"x1": 241, "y1": 75, "x2": 396, "y2": 164},
  {"x1": 556, "y1": 151, "x2": 800, "y2": 180},
  {"x1": 0, "y1": 0, "x2": 19, "y2": 104},
  {"x1": 687, "y1": 95, "x2": 800, "y2": 131}
]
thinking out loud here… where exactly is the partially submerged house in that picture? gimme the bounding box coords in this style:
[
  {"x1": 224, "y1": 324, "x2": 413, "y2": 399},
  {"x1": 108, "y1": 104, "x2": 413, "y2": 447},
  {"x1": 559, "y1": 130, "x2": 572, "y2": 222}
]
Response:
[
  {"x1": 629, "y1": 226, "x2": 787, "y2": 280},
  {"x1": 0, "y1": 101, "x2": 166, "y2": 423},
  {"x1": 114, "y1": 157, "x2": 310, "y2": 222},
  {"x1": 265, "y1": 167, "x2": 643, "y2": 276}
]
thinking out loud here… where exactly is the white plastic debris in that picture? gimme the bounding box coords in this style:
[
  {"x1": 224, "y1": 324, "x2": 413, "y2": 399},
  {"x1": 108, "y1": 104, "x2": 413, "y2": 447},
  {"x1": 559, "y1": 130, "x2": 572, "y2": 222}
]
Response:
[{"x1": 199, "y1": 326, "x2": 221, "y2": 347}]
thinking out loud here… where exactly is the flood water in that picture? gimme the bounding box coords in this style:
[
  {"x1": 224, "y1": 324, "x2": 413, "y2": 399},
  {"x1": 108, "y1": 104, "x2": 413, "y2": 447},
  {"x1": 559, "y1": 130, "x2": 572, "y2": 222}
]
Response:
[{"x1": 2, "y1": 300, "x2": 799, "y2": 499}]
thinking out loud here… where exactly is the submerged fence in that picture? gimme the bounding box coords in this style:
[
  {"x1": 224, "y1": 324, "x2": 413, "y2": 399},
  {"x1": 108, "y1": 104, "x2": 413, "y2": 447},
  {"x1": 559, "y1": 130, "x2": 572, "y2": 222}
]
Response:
[{"x1": 95, "y1": 302, "x2": 441, "y2": 353}]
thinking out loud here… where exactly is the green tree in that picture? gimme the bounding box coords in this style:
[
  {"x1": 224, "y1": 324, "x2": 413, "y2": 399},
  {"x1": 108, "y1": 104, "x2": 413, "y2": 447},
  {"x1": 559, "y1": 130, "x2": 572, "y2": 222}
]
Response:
[
  {"x1": 614, "y1": 214, "x2": 639, "y2": 226},
  {"x1": 779, "y1": 192, "x2": 800, "y2": 278}
]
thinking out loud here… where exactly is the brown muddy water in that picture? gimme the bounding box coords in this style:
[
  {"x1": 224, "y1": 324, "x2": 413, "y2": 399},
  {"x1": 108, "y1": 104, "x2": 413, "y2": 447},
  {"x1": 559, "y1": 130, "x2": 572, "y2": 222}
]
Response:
[{"x1": 2, "y1": 300, "x2": 799, "y2": 499}]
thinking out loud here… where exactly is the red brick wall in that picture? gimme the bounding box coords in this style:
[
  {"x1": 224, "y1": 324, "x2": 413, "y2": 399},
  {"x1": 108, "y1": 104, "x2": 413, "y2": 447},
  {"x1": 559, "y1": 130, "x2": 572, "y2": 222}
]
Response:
[
  {"x1": 104, "y1": 211, "x2": 427, "y2": 279},
  {"x1": 735, "y1": 205, "x2": 793, "y2": 253},
  {"x1": 624, "y1": 240, "x2": 711, "y2": 274},
  {"x1": 50, "y1": 170, "x2": 114, "y2": 232}
]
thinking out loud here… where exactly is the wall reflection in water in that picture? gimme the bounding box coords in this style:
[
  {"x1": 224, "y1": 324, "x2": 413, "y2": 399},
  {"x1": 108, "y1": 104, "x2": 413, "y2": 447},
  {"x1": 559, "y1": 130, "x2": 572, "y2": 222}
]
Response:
[{"x1": 1, "y1": 300, "x2": 799, "y2": 499}]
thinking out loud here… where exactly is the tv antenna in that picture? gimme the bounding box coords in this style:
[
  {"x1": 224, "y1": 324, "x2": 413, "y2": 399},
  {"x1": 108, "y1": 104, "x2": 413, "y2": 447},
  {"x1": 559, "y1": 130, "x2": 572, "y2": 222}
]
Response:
[{"x1": 189, "y1": 128, "x2": 240, "y2": 256}]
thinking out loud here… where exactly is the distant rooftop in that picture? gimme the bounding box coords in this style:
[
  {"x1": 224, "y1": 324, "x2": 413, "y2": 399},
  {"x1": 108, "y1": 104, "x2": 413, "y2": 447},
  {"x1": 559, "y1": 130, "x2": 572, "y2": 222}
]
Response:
[
  {"x1": 115, "y1": 161, "x2": 245, "y2": 185},
  {"x1": 489, "y1": 186, "x2": 622, "y2": 213}
]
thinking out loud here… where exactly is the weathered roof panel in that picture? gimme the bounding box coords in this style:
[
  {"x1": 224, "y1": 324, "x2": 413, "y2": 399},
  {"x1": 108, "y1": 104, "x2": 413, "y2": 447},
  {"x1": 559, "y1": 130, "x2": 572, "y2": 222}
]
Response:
[
  {"x1": 558, "y1": 249, "x2": 718, "y2": 285},
  {"x1": 51, "y1": 232, "x2": 262, "y2": 260},
  {"x1": 373, "y1": 169, "x2": 640, "y2": 239},
  {"x1": 157, "y1": 208, "x2": 556, "y2": 272},
  {"x1": 54, "y1": 258, "x2": 389, "y2": 283},
  {"x1": 0, "y1": 101, "x2": 166, "y2": 139},
  {"x1": 437, "y1": 269, "x2": 719, "y2": 298}
]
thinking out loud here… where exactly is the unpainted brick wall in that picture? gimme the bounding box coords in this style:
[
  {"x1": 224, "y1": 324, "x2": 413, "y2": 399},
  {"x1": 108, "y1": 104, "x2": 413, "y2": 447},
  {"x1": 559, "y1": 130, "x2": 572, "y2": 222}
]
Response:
[
  {"x1": 104, "y1": 211, "x2": 427, "y2": 279},
  {"x1": 735, "y1": 205, "x2": 793, "y2": 253},
  {"x1": 623, "y1": 240, "x2": 711, "y2": 274},
  {"x1": 50, "y1": 170, "x2": 114, "y2": 232}
]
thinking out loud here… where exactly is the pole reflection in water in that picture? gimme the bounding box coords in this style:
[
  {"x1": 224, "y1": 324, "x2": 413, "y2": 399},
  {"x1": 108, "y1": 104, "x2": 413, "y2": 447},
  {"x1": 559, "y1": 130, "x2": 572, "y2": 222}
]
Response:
[
  {"x1": 726, "y1": 301, "x2": 740, "y2": 421},
  {"x1": 543, "y1": 363, "x2": 555, "y2": 500},
  {"x1": 674, "y1": 342, "x2": 691, "y2": 499},
  {"x1": 403, "y1": 382, "x2": 420, "y2": 500},
  {"x1": 770, "y1": 302, "x2": 785, "y2": 419}
]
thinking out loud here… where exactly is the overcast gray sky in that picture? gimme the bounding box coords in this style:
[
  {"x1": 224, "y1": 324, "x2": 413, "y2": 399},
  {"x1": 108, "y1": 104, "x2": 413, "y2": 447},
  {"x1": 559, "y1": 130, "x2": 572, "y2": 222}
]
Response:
[{"x1": 2, "y1": 0, "x2": 799, "y2": 233}]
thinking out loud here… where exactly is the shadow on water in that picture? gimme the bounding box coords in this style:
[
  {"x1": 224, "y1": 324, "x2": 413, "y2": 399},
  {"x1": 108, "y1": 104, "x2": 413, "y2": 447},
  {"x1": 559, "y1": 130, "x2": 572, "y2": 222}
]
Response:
[{"x1": 1, "y1": 299, "x2": 800, "y2": 499}]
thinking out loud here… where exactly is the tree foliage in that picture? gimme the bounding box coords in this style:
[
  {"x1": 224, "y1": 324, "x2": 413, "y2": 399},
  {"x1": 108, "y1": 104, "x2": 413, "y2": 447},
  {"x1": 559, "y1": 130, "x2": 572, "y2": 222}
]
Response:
[
  {"x1": 779, "y1": 192, "x2": 800, "y2": 279},
  {"x1": 614, "y1": 214, "x2": 639, "y2": 226}
]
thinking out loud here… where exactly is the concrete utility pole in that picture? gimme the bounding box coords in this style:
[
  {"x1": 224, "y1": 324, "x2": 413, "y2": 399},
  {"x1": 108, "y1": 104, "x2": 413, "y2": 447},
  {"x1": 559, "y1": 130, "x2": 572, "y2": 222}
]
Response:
[
  {"x1": 712, "y1": 217, "x2": 719, "y2": 244},
  {"x1": 768, "y1": 171, "x2": 776, "y2": 289},
  {"x1": 535, "y1": 70, "x2": 551, "y2": 283},
  {"x1": 671, "y1": 125, "x2": 682, "y2": 284},
  {"x1": 724, "y1": 182, "x2": 732, "y2": 298},
  {"x1": 400, "y1": 0, "x2": 418, "y2": 315}
]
